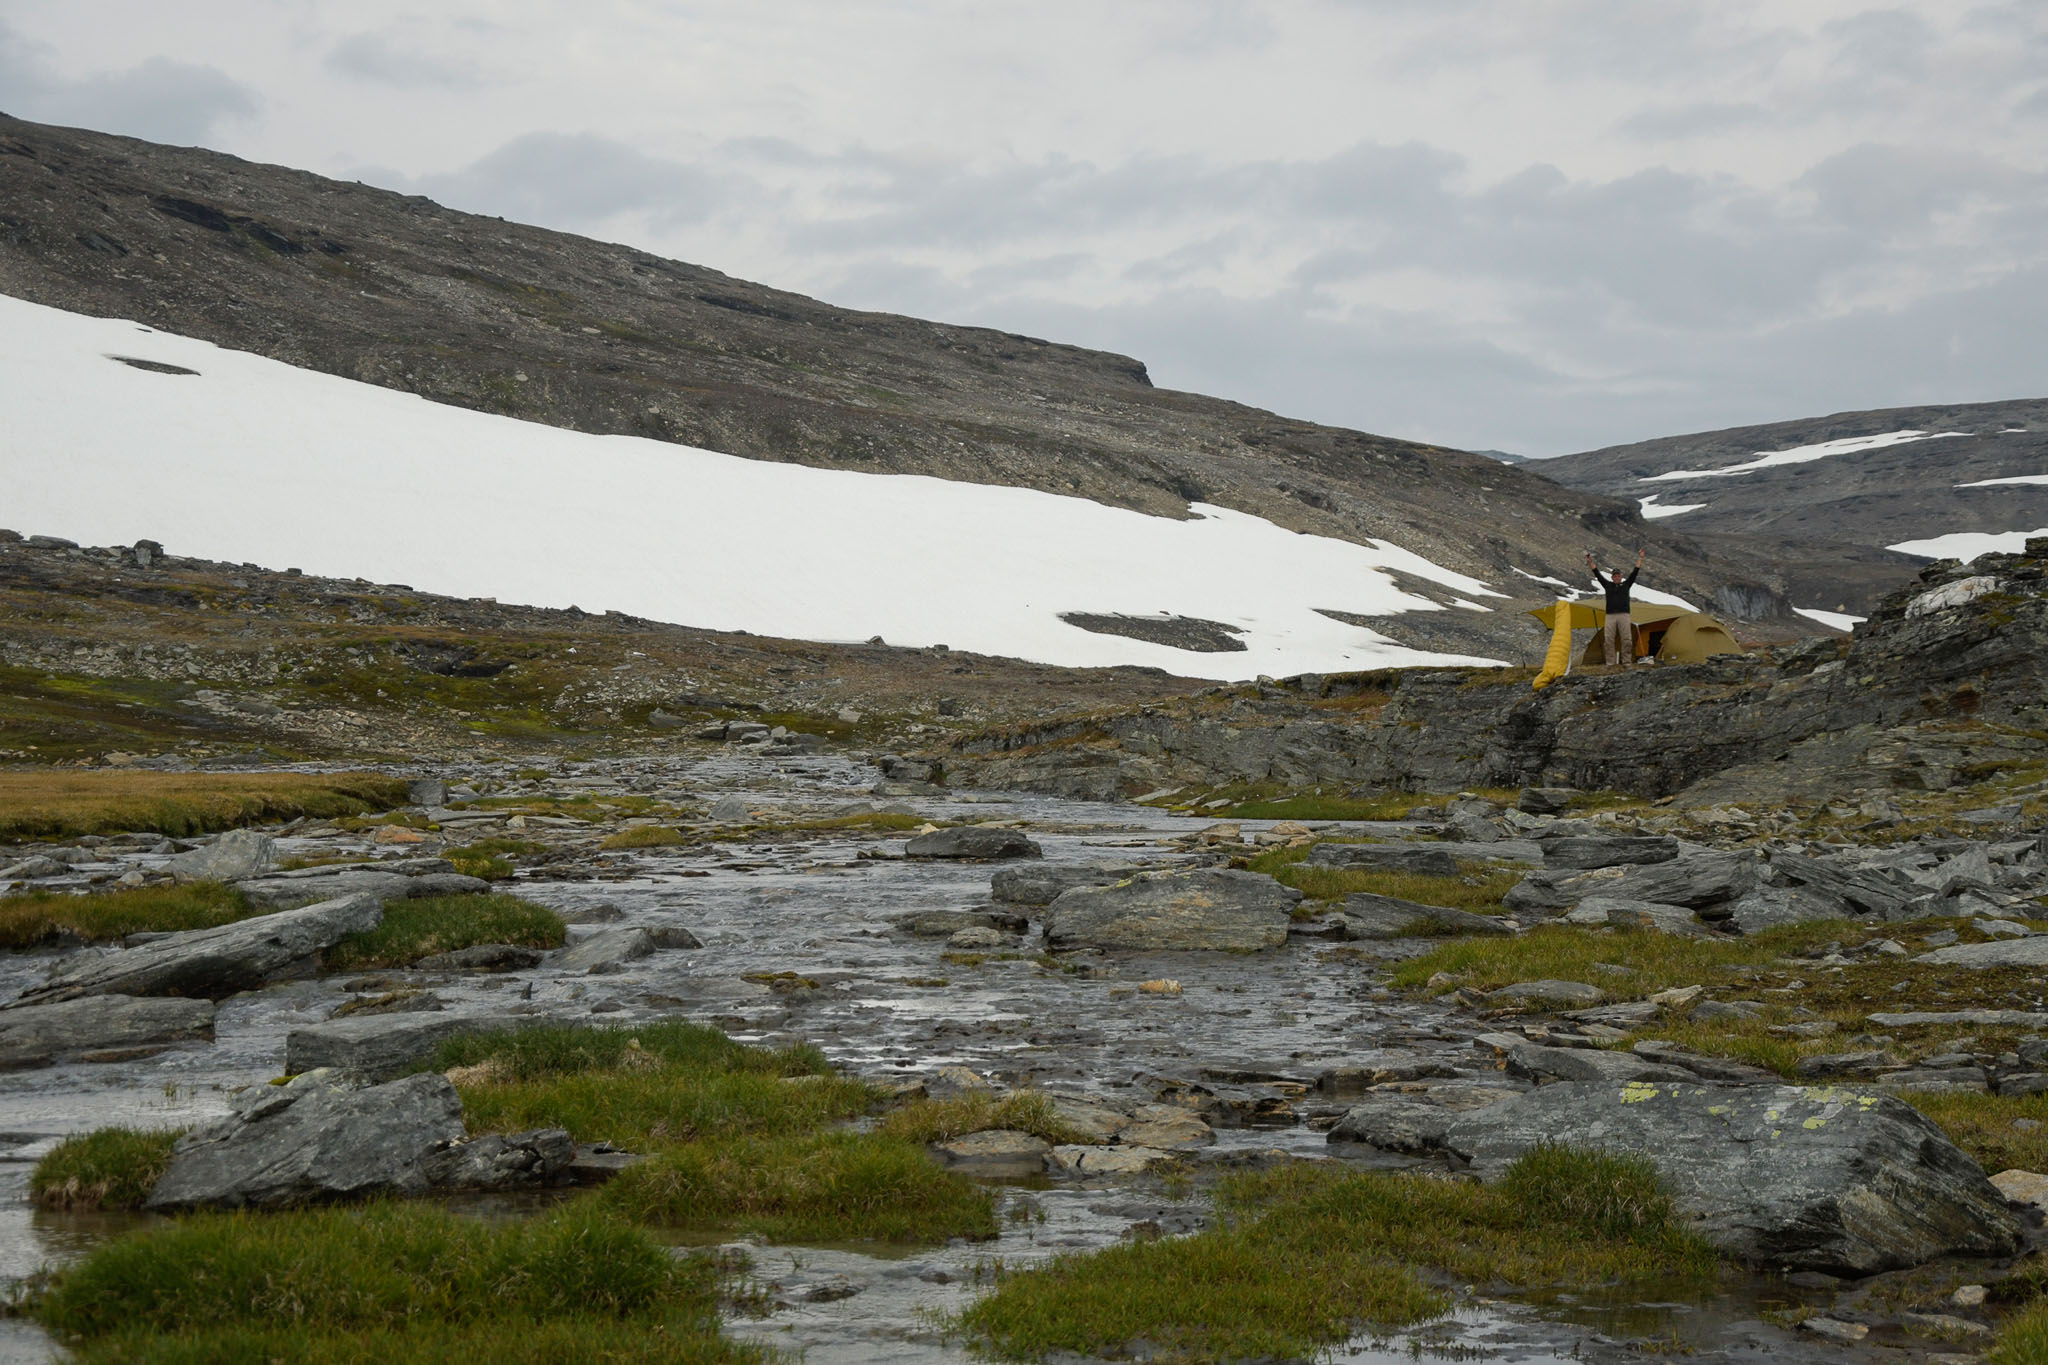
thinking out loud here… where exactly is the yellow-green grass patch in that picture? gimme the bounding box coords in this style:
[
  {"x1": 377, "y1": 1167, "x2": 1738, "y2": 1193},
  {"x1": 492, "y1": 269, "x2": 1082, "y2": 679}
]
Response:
[
  {"x1": 30, "y1": 1128, "x2": 182, "y2": 1211},
  {"x1": 0, "y1": 882, "x2": 253, "y2": 950},
  {"x1": 877, "y1": 1091, "x2": 1089, "y2": 1147},
  {"x1": 1903, "y1": 1092, "x2": 2048, "y2": 1176},
  {"x1": 599, "y1": 825, "x2": 688, "y2": 850},
  {"x1": 958, "y1": 1147, "x2": 1715, "y2": 1363},
  {"x1": 1993, "y1": 1299, "x2": 2048, "y2": 1365},
  {"x1": 598, "y1": 1130, "x2": 997, "y2": 1245},
  {"x1": 320, "y1": 893, "x2": 564, "y2": 971},
  {"x1": 0, "y1": 770, "x2": 409, "y2": 841}
]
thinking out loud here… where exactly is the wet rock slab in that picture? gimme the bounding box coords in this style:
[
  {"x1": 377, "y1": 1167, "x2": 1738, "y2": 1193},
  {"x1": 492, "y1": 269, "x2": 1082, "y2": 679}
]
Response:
[
  {"x1": 1043, "y1": 869, "x2": 1298, "y2": 951},
  {"x1": 0, "y1": 994, "x2": 215, "y2": 1069},
  {"x1": 19, "y1": 892, "x2": 382, "y2": 1003},
  {"x1": 904, "y1": 827, "x2": 1042, "y2": 860},
  {"x1": 285, "y1": 1011, "x2": 514, "y2": 1080},
  {"x1": 1444, "y1": 1081, "x2": 2023, "y2": 1273}
]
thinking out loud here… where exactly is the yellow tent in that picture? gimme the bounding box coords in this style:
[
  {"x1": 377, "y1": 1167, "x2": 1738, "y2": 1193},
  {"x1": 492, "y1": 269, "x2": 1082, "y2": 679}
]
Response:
[{"x1": 1527, "y1": 601, "x2": 1745, "y2": 675}]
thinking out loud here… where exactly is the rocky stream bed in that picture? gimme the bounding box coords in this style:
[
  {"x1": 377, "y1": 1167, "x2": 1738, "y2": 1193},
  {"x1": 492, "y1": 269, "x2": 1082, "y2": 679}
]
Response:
[{"x1": 2, "y1": 750, "x2": 2045, "y2": 1363}]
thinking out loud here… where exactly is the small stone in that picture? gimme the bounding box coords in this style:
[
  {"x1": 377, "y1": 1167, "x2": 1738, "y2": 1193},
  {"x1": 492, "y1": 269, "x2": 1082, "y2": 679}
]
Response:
[
  {"x1": 1952, "y1": 1284, "x2": 1987, "y2": 1307},
  {"x1": 1137, "y1": 979, "x2": 1182, "y2": 995},
  {"x1": 928, "y1": 1129, "x2": 1050, "y2": 1178},
  {"x1": 1799, "y1": 1318, "x2": 1869, "y2": 1344},
  {"x1": 1990, "y1": 1168, "x2": 2048, "y2": 1212},
  {"x1": 373, "y1": 825, "x2": 427, "y2": 846}
]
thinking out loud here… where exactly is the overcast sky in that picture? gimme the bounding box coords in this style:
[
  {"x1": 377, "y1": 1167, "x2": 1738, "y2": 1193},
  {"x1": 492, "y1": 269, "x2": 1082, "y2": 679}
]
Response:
[{"x1": 3, "y1": 2, "x2": 2044, "y2": 455}]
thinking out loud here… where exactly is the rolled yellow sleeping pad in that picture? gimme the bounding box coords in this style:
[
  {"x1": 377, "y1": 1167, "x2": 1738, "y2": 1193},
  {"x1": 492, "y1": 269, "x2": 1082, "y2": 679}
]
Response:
[{"x1": 1532, "y1": 597, "x2": 1579, "y2": 689}]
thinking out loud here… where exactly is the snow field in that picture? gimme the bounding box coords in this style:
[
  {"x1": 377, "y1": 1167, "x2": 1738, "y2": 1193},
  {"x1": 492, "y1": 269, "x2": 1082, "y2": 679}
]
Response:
[
  {"x1": 1888, "y1": 528, "x2": 2048, "y2": 564},
  {"x1": 0, "y1": 295, "x2": 1509, "y2": 681}
]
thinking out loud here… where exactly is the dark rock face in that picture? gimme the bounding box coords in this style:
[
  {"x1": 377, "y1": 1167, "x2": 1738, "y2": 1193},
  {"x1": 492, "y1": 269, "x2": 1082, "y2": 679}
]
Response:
[
  {"x1": 1443, "y1": 1081, "x2": 2023, "y2": 1274},
  {"x1": 20, "y1": 893, "x2": 382, "y2": 1003},
  {"x1": 905, "y1": 827, "x2": 1043, "y2": 860},
  {"x1": 0, "y1": 994, "x2": 214, "y2": 1069},
  {"x1": 1043, "y1": 869, "x2": 1299, "y2": 951}
]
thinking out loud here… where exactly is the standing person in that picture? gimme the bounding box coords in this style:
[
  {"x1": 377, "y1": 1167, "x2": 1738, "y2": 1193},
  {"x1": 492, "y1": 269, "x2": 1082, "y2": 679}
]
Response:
[{"x1": 1585, "y1": 547, "x2": 1646, "y2": 668}]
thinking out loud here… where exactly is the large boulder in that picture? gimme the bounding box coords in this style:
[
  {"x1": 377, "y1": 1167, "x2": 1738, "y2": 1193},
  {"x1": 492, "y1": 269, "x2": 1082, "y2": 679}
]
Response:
[
  {"x1": 991, "y1": 863, "x2": 1148, "y2": 905},
  {"x1": 905, "y1": 827, "x2": 1042, "y2": 860},
  {"x1": 1506, "y1": 850, "x2": 1761, "y2": 917},
  {"x1": 0, "y1": 994, "x2": 215, "y2": 1069},
  {"x1": 285, "y1": 1012, "x2": 499, "y2": 1080},
  {"x1": 147, "y1": 1071, "x2": 465, "y2": 1210},
  {"x1": 1443, "y1": 1081, "x2": 2023, "y2": 1274},
  {"x1": 1305, "y1": 844, "x2": 1459, "y2": 876},
  {"x1": 1341, "y1": 893, "x2": 1513, "y2": 939},
  {"x1": 554, "y1": 927, "x2": 655, "y2": 973},
  {"x1": 162, "y1": 828, "x2": 276, "y2": 883},
  {"x1": 147, "y1": 1070, "x2": 574, "y2": 1210},
  {"x1": 19, "y1": 893, "x2": 382, "y2": 1004},
  {"x1": 1043, "y1": 869, "x2": 1298, "y2": 951}
]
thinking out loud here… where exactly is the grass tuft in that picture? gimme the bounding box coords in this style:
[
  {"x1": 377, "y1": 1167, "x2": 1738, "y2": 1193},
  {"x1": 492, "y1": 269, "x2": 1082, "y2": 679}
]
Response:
[
  {"x1": 435, "y1": 1021, "x2": 868, "y2": 1153},
  {"x1": 0, "y1": 770, "x2": 409, "y2": 841},
  {"x1": 959, "y1": 1149, "x2": 1715, "y2": 1363},
  {"x1": 29, "y1": 1200, "x2": 764, "y2": 1363},
  {"x1": 321, "y1": 893, "x2": 564, "y2": 970},
  {"x1": 30, "y1": 1128, "x2": 182, "y2": 1211},
  {"x1": 0, "y1": 882, "x2": 253, "y2": 949},
  {"x1": 877, "y1": 1091, "x2": 1089, "y2": 1147},
  {"x1": 599, "y1": 826, "x2": 688, "y2": 850},
  {"x1": 599, "y1": 1131, "x2": 997, "y2": 1244}
]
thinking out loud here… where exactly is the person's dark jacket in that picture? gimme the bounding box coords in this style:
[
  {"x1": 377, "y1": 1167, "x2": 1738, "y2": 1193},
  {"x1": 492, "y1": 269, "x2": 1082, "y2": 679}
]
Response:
[{"x1": 1596, "y1": 567, "x2": 1639, "y2": 615}]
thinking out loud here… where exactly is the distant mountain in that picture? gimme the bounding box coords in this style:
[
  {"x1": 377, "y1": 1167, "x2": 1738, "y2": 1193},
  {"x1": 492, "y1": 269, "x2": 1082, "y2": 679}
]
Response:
[
  {"x1": 1532, "y1": 401, "x2": 2048, "y2": 616},
  {"x1": 1470, "y1": 449, "x2": 1532, "y2": 465}
]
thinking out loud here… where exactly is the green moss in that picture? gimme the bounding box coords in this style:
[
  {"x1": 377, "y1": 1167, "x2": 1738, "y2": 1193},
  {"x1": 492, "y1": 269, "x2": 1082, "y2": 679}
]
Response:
[
  {"x1": 30, "y1": 1128, "x2": 182, "y2": 1210},
  {"x1": 321, "y1": 893, "x2": 565, "y2": 970},
  {"x1": 598, "y1": 1131, "x2": 997, "y2": 1244},
  {"x1": 0, "y1": 882, "x2": 253, "y2": 949}
]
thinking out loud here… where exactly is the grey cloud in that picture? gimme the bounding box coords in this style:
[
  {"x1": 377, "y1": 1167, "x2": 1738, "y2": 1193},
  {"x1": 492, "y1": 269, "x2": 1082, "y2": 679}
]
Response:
[
  {"x1": 0, "y1": 22, "x2": 257, "y2": 145},
  {"x1": 325, "y1": 33, "x2": 484, "y2": 90},
  {"x1": 1821, "y1": 9, "x2": 1936, "y2": 80},
  {"x1": 1617, "y1": 101, "x2": 1773, "y2": 141},
  {"x1": 1799, "y1": 143, "x2": 2042, "y2": 232}
]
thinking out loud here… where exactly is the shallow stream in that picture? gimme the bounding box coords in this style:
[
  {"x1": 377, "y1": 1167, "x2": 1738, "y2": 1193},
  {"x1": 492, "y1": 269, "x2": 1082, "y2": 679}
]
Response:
[{"x1": 0, "y1": 755, "x2": 1867, "y2": 1361}]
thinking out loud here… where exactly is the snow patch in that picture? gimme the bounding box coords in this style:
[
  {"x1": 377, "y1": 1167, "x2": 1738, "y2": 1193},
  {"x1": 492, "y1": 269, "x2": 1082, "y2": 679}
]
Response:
[
  {"x1": 1641, "y1": 430, "x2": 1965, "y2": 483},
  {"x1": 1632, "y1": 584, "x2": 1701, "y2": 612},
  {"x1": 0, "y1": 294, "x2": 1508, "y2": 681},
  {"x1": 1511, "y1": 567, "x2": 1581, "y2": 597},
  {"x1": 1638, "y1": 493, "x2": 1707, "y2": 519},
  {"x1": 1955, "y1": 474, "x2": 2048, "y2": 488},
  {"x1": 1889, "y1": 528, "x2": 2048, "y2": 563},
  {"x1": 1793, "y1": 607, "x2": 1865, "y2": 632}
]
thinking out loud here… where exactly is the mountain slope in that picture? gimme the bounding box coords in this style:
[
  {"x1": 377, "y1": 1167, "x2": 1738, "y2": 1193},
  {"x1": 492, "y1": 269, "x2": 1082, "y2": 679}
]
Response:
[
  {"x1": 0, "y1": 114, "x2": 1800, "y2": 662},
  {"x1": 1535, "y1": 400, "x2": 2048, "y2": 614}
]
